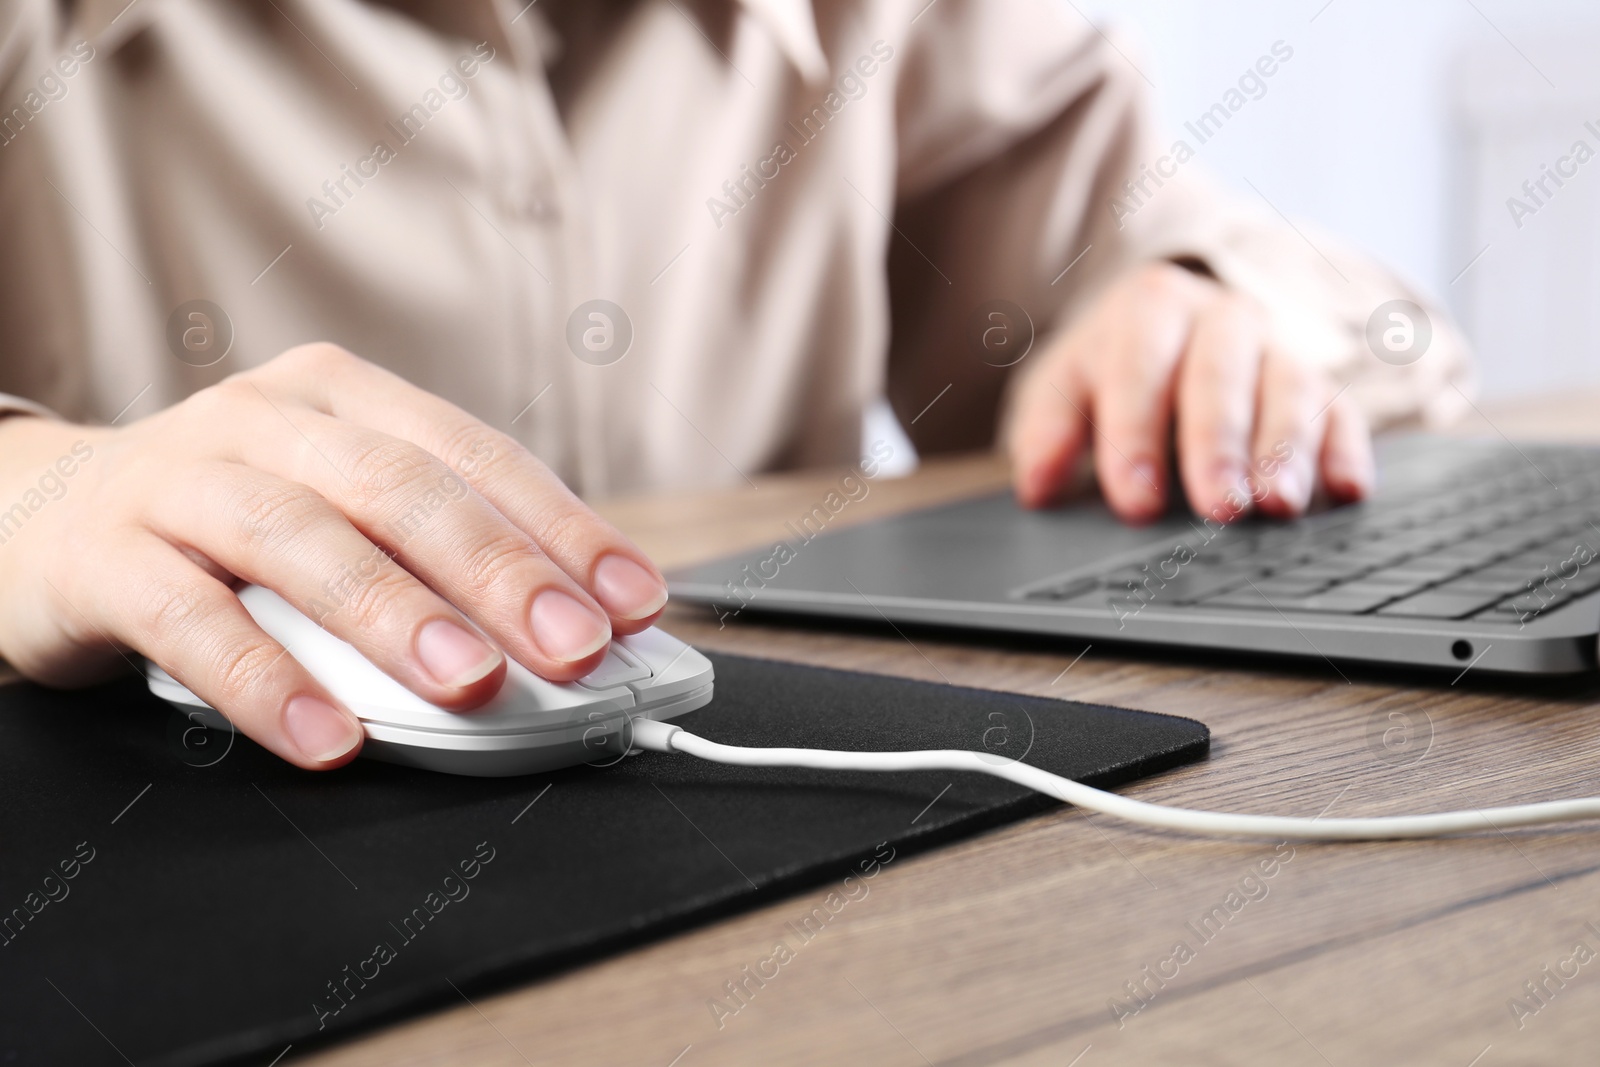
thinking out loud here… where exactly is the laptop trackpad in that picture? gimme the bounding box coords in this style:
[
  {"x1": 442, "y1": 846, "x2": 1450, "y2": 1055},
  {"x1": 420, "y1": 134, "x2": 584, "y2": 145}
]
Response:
[{"x1": 730, "y1": 492, "x2": 1195, "y2": 603}]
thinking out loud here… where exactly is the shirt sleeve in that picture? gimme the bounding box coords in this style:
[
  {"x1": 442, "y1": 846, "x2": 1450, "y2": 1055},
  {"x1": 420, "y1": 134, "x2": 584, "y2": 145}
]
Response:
[
  {"x1": 0, "y1": 0, "x2": 84, "y2": 427},
  {"x1": 0, "y1": 392, "x2": 58, "y2": 420},
  {"x1": 883, "y1": 0, "x2": 1472, "y2": 455}
]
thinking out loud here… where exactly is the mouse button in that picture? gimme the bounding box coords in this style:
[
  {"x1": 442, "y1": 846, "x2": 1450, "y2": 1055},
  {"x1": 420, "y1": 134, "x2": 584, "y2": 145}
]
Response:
[
  {"x1": 613, "y1": 628, "x2": 687, "y2": 672},
  {"x1": 367, "y1": 666, "x2": 635, "y2": 732},
  {"x1": 372, "y1": 690, "x2": 635, "y2": 734},
  {"x1": 621, "y1": 639, "x2": 713, "y2": 703},
  {"x1": 610, "y1": 642, "x2": 649, "y2": 673},
  {"x1": 574, "y1": 645, "x2": 652, "y2": 691},
  {"x1": 493, "y1": 659, "x2": 636, "y2": 709},
  {"x1": 235, "y1": 585, "x2": 431, "y2": 713},
  {"x1": 145, "y1": 661, "x2": 201, "y2": 705}
]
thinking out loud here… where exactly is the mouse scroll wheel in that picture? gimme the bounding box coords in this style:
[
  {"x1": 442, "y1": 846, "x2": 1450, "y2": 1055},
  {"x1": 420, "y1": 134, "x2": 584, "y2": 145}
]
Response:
[{"x1": 574, "y1": 644, "x2": 653, "y2": 690}]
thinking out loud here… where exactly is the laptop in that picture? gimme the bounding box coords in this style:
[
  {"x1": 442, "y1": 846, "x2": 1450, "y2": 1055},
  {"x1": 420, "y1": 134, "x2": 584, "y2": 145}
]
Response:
[{"x1": 666, "y1": 435, "x2": 1600, "y2": 675}]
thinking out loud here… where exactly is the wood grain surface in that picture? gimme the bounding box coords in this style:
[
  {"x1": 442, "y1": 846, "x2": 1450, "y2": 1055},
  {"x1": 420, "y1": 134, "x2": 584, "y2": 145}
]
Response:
[{"x1": 290, "y1": 395, "x2": 1600, "y2": 1066}]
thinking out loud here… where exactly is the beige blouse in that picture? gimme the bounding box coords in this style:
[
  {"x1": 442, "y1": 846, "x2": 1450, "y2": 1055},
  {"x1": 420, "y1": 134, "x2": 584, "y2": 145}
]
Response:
[{"x1": 0, "y1": 0, "x2": 1469, "y2": 497}]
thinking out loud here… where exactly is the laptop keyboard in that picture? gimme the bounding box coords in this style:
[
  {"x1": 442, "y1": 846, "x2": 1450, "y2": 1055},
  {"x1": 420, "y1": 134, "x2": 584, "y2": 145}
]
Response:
[{"x1": 1022, "y1": 445, "x2": 1600, "y2": 622}]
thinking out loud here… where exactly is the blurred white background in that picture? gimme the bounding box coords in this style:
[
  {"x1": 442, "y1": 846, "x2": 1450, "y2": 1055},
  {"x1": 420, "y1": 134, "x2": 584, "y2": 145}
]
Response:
[{"x1": 1073, "y1": 0, "x2": 1600, "y2": 401}]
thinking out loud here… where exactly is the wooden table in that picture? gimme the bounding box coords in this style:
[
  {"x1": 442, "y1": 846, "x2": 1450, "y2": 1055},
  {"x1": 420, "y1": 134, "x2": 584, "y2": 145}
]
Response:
[{"x1": 306, "y1": 396, "x2": 1600, "y2": 1066}]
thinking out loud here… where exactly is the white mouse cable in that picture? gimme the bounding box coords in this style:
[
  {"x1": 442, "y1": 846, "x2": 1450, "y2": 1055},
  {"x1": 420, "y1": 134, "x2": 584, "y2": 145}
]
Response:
[{"x1": 626, "y1": 718, "x2": 1600, "y2": 841}]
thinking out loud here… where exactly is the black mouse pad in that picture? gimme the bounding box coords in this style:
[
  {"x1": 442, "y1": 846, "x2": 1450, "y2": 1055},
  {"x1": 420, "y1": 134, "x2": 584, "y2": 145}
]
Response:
[{"x1": 0, "y1": 652, "x2": 1207, "y2": 1065}]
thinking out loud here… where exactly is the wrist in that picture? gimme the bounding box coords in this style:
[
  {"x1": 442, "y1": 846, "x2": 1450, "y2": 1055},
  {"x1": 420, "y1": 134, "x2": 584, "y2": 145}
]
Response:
[
  {"x1": 0, "y1": 417, "x2": 108, "y2": 531},
  {"x1": 0, "y1": 414, "x2": 106, "y2": 462}
]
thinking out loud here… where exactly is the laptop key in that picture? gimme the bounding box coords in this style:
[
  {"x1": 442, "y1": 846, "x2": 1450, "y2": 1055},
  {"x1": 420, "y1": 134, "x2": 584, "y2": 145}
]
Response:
[
  {"x1": 1108, "y1": 570, "x2": 1252, "y2": 605},
  {"x1": 1268, "y1": 583, "x2": 1406, "y2": 614},
  {"x1": 1245, "y1": 577, "x2": 1332, "y2": 598},
  {"x1": 1473, "y1": 564, "x2": 1541, "y2": 586},
  {"x1": 1472, "y1": 607, "x2": 1537, "y2": 624},
  {"x1": 1199, "y1": 586, "x2": 1276, "y2": 610},
  {"x1": 1359, "y1": 564, "x2": 1457, "y2": 589},
  {"x1": 1491, "y1": 591, "x2": 1573, "y2": 616},
  {"x1": 1024, "y1": 576, "x2": 1102, "y2": 601},
  {"x1": 1519, "y1": 570, "x2": 1600, "y2": 599},
  {"x1": 1429, "y1": 544, "x2": 1510, "y2": 570},
  {"x1": 1377, "y1": 590, "x2": 1505, "y2": 619},
  {"x1": 1275, "y1": 560, "x2": 1377, "y2": 583},
  {"x1": 1472, "y1": 596, "x2": 1543, "y2": 623},
  {"x1": 1429, "y1": 574, "x2": 1523, "y2": 597}
]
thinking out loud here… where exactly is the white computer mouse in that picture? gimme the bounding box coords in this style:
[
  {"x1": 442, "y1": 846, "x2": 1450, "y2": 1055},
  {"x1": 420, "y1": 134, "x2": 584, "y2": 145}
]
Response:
[{"x1": 146, "y1": 584, "x2": 714, "y2": 776}]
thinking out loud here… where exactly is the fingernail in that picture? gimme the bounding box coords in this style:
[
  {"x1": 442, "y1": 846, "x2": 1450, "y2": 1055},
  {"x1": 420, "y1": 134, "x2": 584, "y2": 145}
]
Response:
[
  {"x1": 1131, "y1": 461, "x2": 1164, "y2": 508},
  {"x1": 530, "y1": 589, "x2": 611, "y2": 662},
  {"x1": 285, "y1": 695, "x2": 363, "y2": 763},
  {"x1": 1213, "y1": 460, "x2": 1245, "y2": 503},
  {"x1": 416, "y1": 619, "x2": 504, "y2": 688},
  {"x1": 1274, "y1": 468, "x2": 1307, "y2": 510},
  {"x1": 1329, "y1": 455, "x2": 1374, "y2": 499},
  {"x1": 592, "y1": 554, "x2": 668, "y2": 621}
]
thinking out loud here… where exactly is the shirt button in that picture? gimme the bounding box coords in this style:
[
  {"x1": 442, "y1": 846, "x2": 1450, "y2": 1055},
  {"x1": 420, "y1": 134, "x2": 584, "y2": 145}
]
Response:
[
  {"x1": 500, "y1": 184, "x2": 561, "y2": 222},
  {"x1": 530, "y1": 193, "x2": 560, "y2": 222}
]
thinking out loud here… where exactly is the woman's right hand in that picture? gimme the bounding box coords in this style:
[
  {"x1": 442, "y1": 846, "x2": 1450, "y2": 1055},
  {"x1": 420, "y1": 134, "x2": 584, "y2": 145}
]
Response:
[{"x1": 0, "y1": 344, "x2": 669, "y2": 769}]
